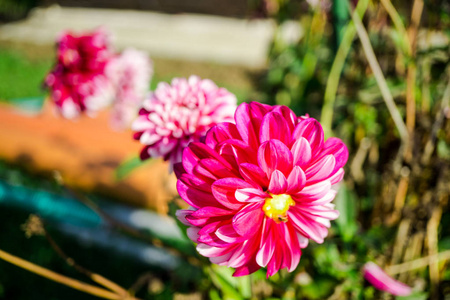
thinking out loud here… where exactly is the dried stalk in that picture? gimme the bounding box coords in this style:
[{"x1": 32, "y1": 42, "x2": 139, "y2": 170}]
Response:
[
  {"x1": 422, "y1": 75, "x2": 450, "y2": 164},
  {"x1": 427, "y1": 207, "x2": 442, "y2": 298},
  {"x1": 391, "y1": 219, "x2": 411, "y2": 265},
  {"x1": 0, "y1": 248, "x2": 130, "y2": 300},
  {"x1": 379, "y1": 0, "x2": 411, "y2": 55},
  {"x1": 349, "y1": 3, "x2": 409, "y2": 159},
  {"x1": 42, "y1": 222, "x2": 129, "y2": 297},
  {"x1": 387, "y1": 250, "x2": 450, "y2": 275},
  {"x1": 404, "y1": 0, "x2": 424, "y2": 161}
]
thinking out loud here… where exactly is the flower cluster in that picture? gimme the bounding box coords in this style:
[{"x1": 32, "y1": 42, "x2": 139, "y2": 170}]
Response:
[
  {"x1": 108, "y1": 48, "x2": 153, "y2": 130},
  {"x1": 45, "y1": 29, "x2": 152, "y2": 123},
  {"x1": 175, "y1": 101, "x2": 348, "y2": 277},
  {"x1": 45, "y1": 28, "x2": 115, "y2": 118},
  {"x1": 132, "y1": 76, "x2": 237, "y2": 169}
]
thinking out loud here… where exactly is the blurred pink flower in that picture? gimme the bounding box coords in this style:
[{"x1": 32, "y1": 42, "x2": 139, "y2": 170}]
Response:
[
  {"x1": 108, "y1": 48, "x2": 153, "y2": 130},
  {"x1": 56, "y1": 28, "x2": 112, "y2": 73},
  {"x1": 363, "y1": 262, "x2": 412, "y2": 296},
  {"x1": 45, "y1": 28, "x2": 115, "y2": 118},
  {"x1": 132, "y1": 76, "x2": 237, "y2": 169},
  {"x1": 176, "y1": 101, "x2": 348, "y2": 277}
]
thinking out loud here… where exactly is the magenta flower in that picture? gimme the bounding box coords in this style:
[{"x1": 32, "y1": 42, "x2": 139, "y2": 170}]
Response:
[
  {"x1": 45, "y1": 28, "x2": 115, "y2": 118},
  {"x1": 56, "y1": 28, "x2": 112, "y2": 73},
  {"x1": 132, "y1": 76, "x2": 237, "y2": 169},
  {"x1": 363, "y1": 262, "x2": 412, "y2": 296},
  {"x1": 176, "y1": 101, "x2": 348, "y2": 277},
  {"x1": 108, "y1": 48, "x2": 153, "y2": 130}
]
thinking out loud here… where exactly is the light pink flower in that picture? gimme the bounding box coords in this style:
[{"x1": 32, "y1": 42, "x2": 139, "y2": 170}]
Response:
[
  {"x1": 45, "y1": 28, "x2": 115, "y2": 118},
  {"x1": 176, "y1": 101, "x2": 348, "y2": 277},
  {"x1": 108, "y1": 48, "x2": 153, "y2": 130},
  {"x1": 363, "y1": 262, "x2": 412, "y2": 296},
  {"x1": 132, "y1": 76, "x2": 237, "y2": 169}
]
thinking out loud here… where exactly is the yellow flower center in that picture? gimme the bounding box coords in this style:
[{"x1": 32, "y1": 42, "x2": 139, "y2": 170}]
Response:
[{"x1": 262, "y1": 194, "x2": 295, "y2": 223}]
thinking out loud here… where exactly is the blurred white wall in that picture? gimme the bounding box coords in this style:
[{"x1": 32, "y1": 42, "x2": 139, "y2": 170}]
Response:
[{"x1": 0, "y1": 5, "x2": 303, "y2": 68}]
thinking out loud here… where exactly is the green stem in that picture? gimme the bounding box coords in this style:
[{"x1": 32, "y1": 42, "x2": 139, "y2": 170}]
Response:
[
  {"x1": 380, "y1": 0, "x2": 411, "y2": 56},
  {"x1": 320, "y1": 0, "x2": 369, "y2": 136}
]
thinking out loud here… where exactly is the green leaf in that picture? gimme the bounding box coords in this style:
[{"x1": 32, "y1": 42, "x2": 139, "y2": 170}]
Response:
[
  {"x1": 209, "y1": 265, "x2": 244, "y2": 300},
  {"x1": 115, "y1": 155, "x2": 152, "y2": 180},
  {"x1": 397, "y1": 291, "x2": 428, "y2": 300},
  {"x1": 334, "y1": 184, "x2": 359, "y2": 242},
  {"x1": 236, "y1": 275, "x2": 251, "y2": 298}
]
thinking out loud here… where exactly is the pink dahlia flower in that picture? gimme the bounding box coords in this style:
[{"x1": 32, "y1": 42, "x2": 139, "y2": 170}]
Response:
[
  {"x1": 45, "y1": 28, "x2": 115, "y2": 118},
  {"x1": 176, "y1": 101, "x2": 348, "y2": 277},
  {"x1": 363, "y1": 262, "x2": 412, "y2": 296},
  {"x1": 132, "y1": 76, "x2": 237, "y2": 169},
  {"x1": 56, "y1": 28, "x2": 112, "y2": 73},
  {"x1": 108, "y1": 48, "x2": 153, "y2": 130}
]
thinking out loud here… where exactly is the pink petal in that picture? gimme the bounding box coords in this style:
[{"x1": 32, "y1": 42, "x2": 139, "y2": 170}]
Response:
[
  {"x1": 197, "y1": 222, "x2": 231, "y2": 247},
  {"x1": 218, "y1": 139, "x2": 255, "y2": 166},
  {"x1": 296, "y1": 232, "x2": 309, "y2": 248},
  {"x1": 292, "y1": 118, "x2": 324, "y2": 156},
  {"x1": 216, "y1": 224, "x2": 243, "y2": 243},
  {"x1": 232, "y1": 202, "x2": 264, "y2": 237},
  {"x1": 233, "y1": 258, "x2": 261, "y2": 277},
  {"x1": 173, "y1": 162, "x2": 186, "y2": 179},
  {"x1": 266, "y1": 247, "x2": 283, "y2": 277},
  {"x1": 177, "y1": 181, "x2": 220, "y2": 209},
  {"x1": 193, "y1": 162, "x2": 218, "y2": 182},
  {"x1": 259, "y1": 112, "x2": 291, "y2": 145},
  {"x1": 187, "y1": 227, "x2": 200, "y2": 242},
  {"x1": 295, "y1": 180, "x2": 331, "y2": 200},
  {"x1": 175, "y1": 209, "x2": 195, "y2": 226},
  {"x1": 286, "y1": 166, "x2": 307, "y2": 194},
  {"x1": 179, "y1": 173, "x2": 212, "y2": 192},
  {"x1": 256, "y1": 227, "x2": 275, "y2": 267},
  {"x1": 301, "y1": 206, "x2": 340, "y2": 220},
  {"x1": 271, "y1": 105, "x2": 297, "y2": 132},
  {"x1": 298, "y1": 190, "x2": 337, "y2": 206},
  {"x1": 189, "y1": 142, "x2": 234, "y2": 170},
  {"x1": 291, "y1": 137, "x2": 312, "y2": 167},
  {"x1": 235, "y1": 102, "x2": 272, "y2": 149},
  {"x1": 363, "y1": 262, "x2": 412, "y2": 296},
  {"x1": 320, "y1": 137, "x2": 349, "y2": 175},
  {"x1": 288, "y1": 209, "x2": 328, "y2": 243},
  {"x1": 258, "y1": 140, "x2": 293, "y2": 178},
  {"x1": 212, "y1": 178, "x2": 253, "y2": 210},
  {"x1": 234, "y1": 102, "x2": 259, "y2": 149},
  {"x1": 304, "y1": 155, "x2": 336, "y2": 182},
  {"x1": 182, "y1": 146, "x2": 200, "y2": 174},
  {"x1": 228, "y1": 239, "x2": 258, "y2": 268},
  {"x1": 205, "y1": 122, "x2": 240, "y2": 148},
  {"x1": 197, "y1": 243, "x2": 233, "y2": 257},
  {"x1": 268, "y1": 170, "x2": 288, "y2": 194},
  {"x1": 198, "y1": 158, "x2": 238, "y2": 179},
  {"x1": 239, "y1": 163, "x2": 269, "y2": 189},
  {"x1": 282, "y1": 224, "x2": 301, "y2": 271},
  {"x1": 329, "y1": 168, "x2": 345, "y2": 185},
  {"x1": 186, "y1": 206, "x2": 233, "y2": 227},
  {"x1": 210, "y1": 252, "x2": 233, "y2": 266},
  {"x1": 235, "y1": 188, "x2": 267, "y2": 202}
]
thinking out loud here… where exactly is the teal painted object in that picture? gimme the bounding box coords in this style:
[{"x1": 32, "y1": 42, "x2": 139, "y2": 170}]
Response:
[
  {"x1": 7, "y1": 96, "x2": 46, "y2": 112},
  {"x1": 0, "y1": 180, "x2": 102, "y2": 228},
  {"x1": 333, "y1": 0, "x2": 351, "y2": 46}
]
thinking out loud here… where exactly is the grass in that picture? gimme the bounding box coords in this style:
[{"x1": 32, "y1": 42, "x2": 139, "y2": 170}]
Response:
[{"x1": 0, "y1": 48, "x2": 52, "y2": 102}]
